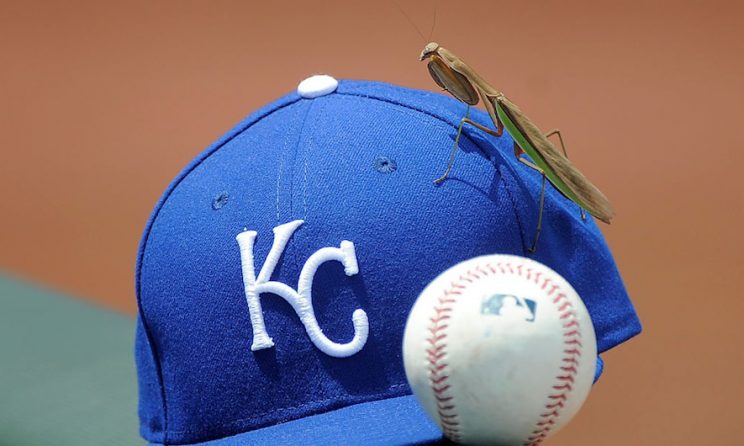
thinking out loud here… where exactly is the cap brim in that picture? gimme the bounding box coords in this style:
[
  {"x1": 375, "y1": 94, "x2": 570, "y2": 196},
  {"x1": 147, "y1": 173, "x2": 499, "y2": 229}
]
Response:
[
  {"x1": 147, "y1": 358, "x2": 604, "y2": 445},
  {"x1": 149, "y1": 395, "x2": 444, "y2": 446}
]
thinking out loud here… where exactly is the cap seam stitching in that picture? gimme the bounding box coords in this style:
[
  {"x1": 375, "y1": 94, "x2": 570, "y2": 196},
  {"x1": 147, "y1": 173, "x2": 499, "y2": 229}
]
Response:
[{"x1": 289, "y1": 100, "x2": 315, "y2": 269}]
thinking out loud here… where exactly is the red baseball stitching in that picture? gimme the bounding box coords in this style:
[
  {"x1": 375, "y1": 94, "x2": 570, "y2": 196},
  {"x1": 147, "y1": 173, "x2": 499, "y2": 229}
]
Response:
[
  {"x1": 523, "y1": 267, "x2": 582, "y2": 446},
  {"x1": 425, "y1": 260, "x2": 582, "y2": 445},
  {"x1": 427, "y1": 285, "x2": 462, "y2": 442}
]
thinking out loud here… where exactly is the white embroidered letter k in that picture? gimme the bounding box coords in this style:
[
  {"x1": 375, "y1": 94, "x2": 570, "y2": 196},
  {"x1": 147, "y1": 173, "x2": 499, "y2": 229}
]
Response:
[{"x1": 236, "y1": 220, "x2": 369, "y2": 358}]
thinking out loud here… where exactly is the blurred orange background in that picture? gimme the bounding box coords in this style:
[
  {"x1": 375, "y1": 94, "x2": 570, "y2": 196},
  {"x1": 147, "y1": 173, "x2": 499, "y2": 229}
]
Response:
[{"x1": 2, "y1": 1, "x2": 742, "y2": 444}]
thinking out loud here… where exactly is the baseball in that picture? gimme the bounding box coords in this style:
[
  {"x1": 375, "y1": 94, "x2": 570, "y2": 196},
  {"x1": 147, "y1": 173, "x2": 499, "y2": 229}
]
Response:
[{"x1": 403, "y1": 254, "x2": 597, "y2": 445}]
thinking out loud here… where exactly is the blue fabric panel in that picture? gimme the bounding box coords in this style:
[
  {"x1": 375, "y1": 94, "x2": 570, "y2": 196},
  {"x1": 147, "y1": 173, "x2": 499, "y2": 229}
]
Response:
[{"x1": 135, "y1": 79, "x2": 641, "y2": 445}]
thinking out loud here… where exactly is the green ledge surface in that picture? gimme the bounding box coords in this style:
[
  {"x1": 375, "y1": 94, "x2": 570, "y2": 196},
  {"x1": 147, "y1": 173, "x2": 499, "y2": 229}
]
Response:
[{"x1": 0, "y1": 273, "x2": 144, "y2": 446}]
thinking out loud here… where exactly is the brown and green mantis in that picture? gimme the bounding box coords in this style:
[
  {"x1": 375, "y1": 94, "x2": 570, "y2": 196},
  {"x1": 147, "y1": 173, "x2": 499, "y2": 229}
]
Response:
[{"x1": 420, "y1": 42, "x2": 613, "y2": 252}]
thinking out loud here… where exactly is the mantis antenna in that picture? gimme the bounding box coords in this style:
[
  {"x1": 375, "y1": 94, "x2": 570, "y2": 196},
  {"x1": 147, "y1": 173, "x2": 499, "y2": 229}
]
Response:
[{"x1": 393, "y1": 2, "x2": 437, "y2": 44}]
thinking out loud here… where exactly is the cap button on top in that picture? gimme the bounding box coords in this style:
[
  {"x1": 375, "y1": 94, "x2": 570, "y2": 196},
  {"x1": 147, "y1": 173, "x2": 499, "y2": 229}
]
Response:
[{"x1": 297, "y1": 74, "x2": 338, "y2": 98}]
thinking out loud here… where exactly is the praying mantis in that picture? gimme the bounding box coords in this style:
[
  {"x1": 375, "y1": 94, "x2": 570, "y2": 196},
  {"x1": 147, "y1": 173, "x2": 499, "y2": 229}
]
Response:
[{"x1": 420, "y1": 42, "x2": 614, "y2": 252}]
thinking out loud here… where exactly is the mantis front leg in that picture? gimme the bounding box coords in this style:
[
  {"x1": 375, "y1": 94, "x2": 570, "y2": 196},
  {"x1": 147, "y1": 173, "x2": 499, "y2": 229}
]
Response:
[{"x1": 434, "y1": 107, "x2": 504, "y2": 185}]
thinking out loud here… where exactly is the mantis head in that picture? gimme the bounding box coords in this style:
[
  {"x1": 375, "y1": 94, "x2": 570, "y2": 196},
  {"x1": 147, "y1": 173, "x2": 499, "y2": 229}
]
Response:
[
  {"x1": 420, "y1": 43, "x2": 479, "y2": 106},
  {"x1": 419, "y1": 42, "x2": 440, "y2": 61}
]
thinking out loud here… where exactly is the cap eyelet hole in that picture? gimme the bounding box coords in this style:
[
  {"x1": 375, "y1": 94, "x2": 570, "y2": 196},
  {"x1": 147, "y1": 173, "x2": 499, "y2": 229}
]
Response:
[
  {"x1": 374, "y1": 156, "x2": 397, "y2": 174},
  {"x1": 212, "y1": 191, "x2": 229, "y2": 210}
]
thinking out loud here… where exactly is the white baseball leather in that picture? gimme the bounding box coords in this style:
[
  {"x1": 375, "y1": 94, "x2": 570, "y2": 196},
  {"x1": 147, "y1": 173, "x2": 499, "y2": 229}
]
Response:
[{"x1": 403, "y1": 255, "x2": 597, "y2": 445}]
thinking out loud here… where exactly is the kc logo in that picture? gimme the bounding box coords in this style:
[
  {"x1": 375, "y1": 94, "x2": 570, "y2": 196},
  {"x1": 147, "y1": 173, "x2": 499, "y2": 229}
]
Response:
[{"x1": 235, "y1": 220, "x2": 369, "y2": 358}]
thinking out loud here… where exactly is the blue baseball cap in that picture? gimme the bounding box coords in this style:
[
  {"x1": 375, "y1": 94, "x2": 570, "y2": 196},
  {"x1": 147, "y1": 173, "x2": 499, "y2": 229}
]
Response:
[{"x1": 134, "y1": 75, "x2": 641, "y2": 445}]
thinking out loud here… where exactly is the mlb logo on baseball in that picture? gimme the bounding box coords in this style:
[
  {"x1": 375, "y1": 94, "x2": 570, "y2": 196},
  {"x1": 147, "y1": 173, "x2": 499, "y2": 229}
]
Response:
[{"x1": 481, "y1": 293, "x2": 537, "y2": 322}]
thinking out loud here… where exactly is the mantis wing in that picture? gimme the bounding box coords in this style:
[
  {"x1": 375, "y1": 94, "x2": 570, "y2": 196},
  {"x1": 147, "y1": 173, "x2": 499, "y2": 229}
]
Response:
[{"x1": 494, "y1": 96, "x2": 614, "y2": 223}]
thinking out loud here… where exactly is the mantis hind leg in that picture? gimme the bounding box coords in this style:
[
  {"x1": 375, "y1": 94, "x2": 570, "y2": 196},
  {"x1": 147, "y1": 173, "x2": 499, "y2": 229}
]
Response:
[
  {"x1": 544, "y1": 129, "x2": 586, "y2": 221},
  {"x1": 434, "y1": 107, "x2": 503, "y2": 185},
  {"x1": 515, "y1": 148, "x2": 545, "y2": 253},
  {"x1": 544, "y1": 129, "x2": 568, "y2": 157}
]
